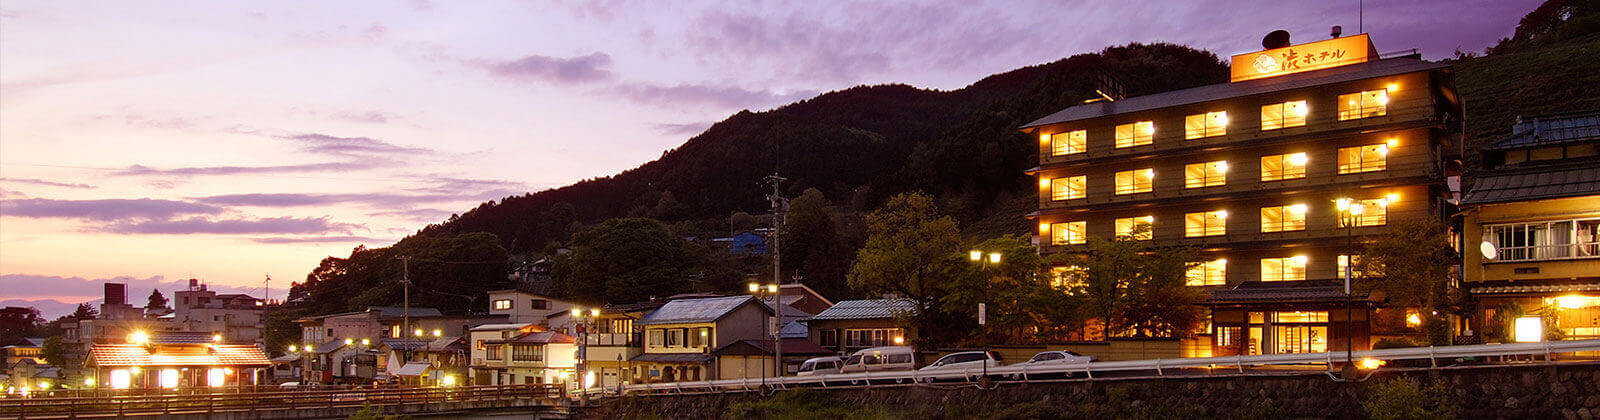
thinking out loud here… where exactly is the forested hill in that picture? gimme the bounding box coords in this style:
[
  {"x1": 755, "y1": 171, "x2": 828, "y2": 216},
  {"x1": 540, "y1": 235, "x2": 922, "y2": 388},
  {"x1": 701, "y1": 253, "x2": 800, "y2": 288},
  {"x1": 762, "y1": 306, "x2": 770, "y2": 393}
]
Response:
[{"x1": 421, "y1": 43, "x2": 1230, "y2": 253}]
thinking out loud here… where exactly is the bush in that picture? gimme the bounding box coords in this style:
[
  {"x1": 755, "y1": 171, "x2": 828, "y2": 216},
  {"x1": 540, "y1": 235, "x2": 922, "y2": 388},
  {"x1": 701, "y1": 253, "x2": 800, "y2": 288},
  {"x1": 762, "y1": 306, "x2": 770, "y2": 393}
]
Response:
[
  {"x1": 724, "y1": 389, "x2": 896, "y2": 420},
  {"x1": 1372, "y1": 337, "x2": 1420, "y2": 349},
  {"x1": 1361, "y1": 378, "x2": 1457, "y2": 420}
]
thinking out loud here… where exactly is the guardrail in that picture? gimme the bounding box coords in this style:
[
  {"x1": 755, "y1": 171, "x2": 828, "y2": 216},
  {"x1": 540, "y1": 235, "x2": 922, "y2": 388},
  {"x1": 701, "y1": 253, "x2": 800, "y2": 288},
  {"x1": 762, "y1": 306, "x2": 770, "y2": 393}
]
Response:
[
  {"x1": 0, "y1": 383, "x2": 566, "y2": 419},
  {"x1": 620, "y1": 339, "x2": 1600, "y2": 394}
]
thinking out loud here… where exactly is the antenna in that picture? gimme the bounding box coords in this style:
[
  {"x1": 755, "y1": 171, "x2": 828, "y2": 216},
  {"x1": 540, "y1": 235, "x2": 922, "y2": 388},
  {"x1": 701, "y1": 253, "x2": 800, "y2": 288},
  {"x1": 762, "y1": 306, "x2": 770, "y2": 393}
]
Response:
[{"x1": 1359, "y1": 0, "x2": 1364, "y2": 33}]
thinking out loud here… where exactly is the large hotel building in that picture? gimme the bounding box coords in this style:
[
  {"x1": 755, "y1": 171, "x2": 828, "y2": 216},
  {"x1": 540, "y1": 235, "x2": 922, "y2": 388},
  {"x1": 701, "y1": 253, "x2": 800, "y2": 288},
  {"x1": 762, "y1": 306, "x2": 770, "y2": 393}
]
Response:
[{"x1": 1021, "y1": 33, "x2": 1463, "y2": 357}]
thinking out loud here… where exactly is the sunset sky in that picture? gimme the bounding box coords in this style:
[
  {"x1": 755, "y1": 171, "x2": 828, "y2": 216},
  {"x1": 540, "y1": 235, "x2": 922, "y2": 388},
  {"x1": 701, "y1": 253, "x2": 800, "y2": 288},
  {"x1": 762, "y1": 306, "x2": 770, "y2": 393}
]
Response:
[{"x1": 0, "y1": 0, "x2": 1536, "y2": 316}]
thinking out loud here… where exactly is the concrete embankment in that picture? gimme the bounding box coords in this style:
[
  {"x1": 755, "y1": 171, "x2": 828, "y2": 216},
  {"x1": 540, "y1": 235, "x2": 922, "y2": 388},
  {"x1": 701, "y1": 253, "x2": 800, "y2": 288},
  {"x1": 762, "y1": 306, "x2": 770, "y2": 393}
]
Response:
[{"x1": 590, "y1": 362, "x2": 1600, "y2": 419}]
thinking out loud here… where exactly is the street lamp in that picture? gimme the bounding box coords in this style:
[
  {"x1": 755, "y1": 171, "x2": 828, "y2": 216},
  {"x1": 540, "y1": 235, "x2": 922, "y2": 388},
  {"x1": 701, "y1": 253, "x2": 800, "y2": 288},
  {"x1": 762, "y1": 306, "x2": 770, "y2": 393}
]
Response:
[
  {"x1": 1335, "y1": 197, "x2": 1366, "y2": 376},
  {"x1": 968, "y1": 249, "x2": 1002, "y2": 381},
  {"x1": 748, "y1": 282, "x2": 781, "y2": 387},
  {"x1": 570, "y1": 306, "x2": 601, "y2": 405}
]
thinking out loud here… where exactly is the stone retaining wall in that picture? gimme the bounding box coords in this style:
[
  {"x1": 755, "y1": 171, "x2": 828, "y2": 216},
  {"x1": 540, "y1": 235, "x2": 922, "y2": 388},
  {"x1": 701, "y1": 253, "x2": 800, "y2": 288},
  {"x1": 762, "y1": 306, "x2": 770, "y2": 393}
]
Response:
[{"x1": 593, "y1": 362, "x2": 1600, "y2": 419}]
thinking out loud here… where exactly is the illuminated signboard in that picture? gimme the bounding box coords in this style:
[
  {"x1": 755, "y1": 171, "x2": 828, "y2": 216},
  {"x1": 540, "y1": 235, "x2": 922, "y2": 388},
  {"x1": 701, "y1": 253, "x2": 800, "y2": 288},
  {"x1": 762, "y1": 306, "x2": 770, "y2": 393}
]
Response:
[{"x1": 1231, "y1": 34, "x2": 1376, "y2": 82}]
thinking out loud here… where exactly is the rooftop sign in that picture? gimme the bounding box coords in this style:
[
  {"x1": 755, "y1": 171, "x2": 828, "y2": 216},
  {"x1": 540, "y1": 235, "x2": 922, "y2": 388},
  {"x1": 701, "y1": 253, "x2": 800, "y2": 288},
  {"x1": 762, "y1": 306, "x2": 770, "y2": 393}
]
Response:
[{"x1": 1231, "y1": 34, "x2": 1376, "y2": 82}]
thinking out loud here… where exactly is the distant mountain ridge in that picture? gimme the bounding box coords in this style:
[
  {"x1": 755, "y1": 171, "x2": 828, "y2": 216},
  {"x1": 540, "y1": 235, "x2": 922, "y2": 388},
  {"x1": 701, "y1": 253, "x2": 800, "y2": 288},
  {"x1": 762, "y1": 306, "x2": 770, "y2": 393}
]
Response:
[{"x1": 421, "y1": 43, "x2": 1231, "y2": 252}]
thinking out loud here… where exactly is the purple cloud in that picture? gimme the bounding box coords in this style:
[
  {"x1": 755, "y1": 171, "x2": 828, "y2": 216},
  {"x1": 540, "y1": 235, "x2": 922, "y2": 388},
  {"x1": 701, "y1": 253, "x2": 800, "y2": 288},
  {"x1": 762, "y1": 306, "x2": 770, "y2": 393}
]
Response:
[
  {"x1": 0, "y1": 198, "x2": 221, "y2": 221},
  {"x1": 610, "y1": 82, "x2": 816, "y2": 110},
  {"x1": 481, "y1": 52, "x2": 617, "y2": 84},
  {"x1": 331, "y1": 111, "x2": 392, "y2": 123},
  {"x1": 366, "y1": 208, "x2": 454, "y2": 222},
  {"x1": 0, "y1": 177, "x2": 95, "y2": 189},
  {"x1": 652, "y1": 121, "x2": 713, "y2": 136},
  {"x1": 286, "y1": 133, "x2": 433, "y2": 156},
  {"x1": 249, "y1": 235, "x2": 392, "y2": 244},
  {"x1": 116, "y1": 162, "x2": 370, "y2": 177},
  {"x1": 104, "y1": 216, "x2": 359, "y2": 235}
]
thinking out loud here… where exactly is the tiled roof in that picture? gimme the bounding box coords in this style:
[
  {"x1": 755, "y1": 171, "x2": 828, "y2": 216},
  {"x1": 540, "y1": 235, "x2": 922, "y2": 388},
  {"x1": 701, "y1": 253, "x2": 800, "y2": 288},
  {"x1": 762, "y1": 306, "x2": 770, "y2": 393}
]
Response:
[
  {"x1": 469, "y1": 323, "x2": 533, "y2": 332},
  {"x1": 369, "y1": 306, "x2": 443, "y2": 319},
  {"x1": 1022, "y1": 57, "x2": 1449, "y2": 128},
  {"x1": 151, "y1": 331, "x2": 214, "y2": 344},
  {"x1": 628, "y1": 353, "x2": 712, "y2": 363},
  {"x1": 807, "y1": 299, "x2": 918, "y2": 321},
  {"x1": 491, "y1": 331, "x2": 574, "y2": 345},
  {"x1": 1470, "y1": 282, "x2": 1600, "y2": 295},
  {"x1": 602, "y1": 301, "x2": 667, "y2": 315},
  {"x1": 380, "y1": 339, "x2": 428, "y2": 351},
  {"x1": 310, "y1": 340, "x2": 347, "y2": 354},
  {"x1": 89, "y1": 344, "x2": 270, "y2": 367},
  {"x1": 779, "y1": 320, "x2": 808, "y2": 339},
  {"x1": 393, "y1": 363, "x2": 434, "y2": 376},
  {"x1": 269, "y1": 354, "x2": 300, "y2": 363},
  {"x1": 1203, "y1": 282, "x2": 1370, "y2": 305},
  {"x1": 1461, "y1": 165, "x2": 1600, "y2": 204},
  {"x1": 639, "y1": 296, "x2": 762, "y2": 325},
  {"x1": 1487, "y1": 111, "x2": 1600, "y2": 150},
  {"x1": 424, "y1": 336, "x2": 464, "y2": 352},
  {"x1": 713, "y1": 338, "x2": 834, "y2": 357}
]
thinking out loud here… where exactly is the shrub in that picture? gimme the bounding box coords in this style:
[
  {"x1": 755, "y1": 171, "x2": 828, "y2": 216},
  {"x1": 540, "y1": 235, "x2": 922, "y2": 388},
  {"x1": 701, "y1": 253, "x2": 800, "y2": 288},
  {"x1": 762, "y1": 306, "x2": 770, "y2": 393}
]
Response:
[{"x1": 1361, "y1": 377, "x2": 1457, "y2": 420}]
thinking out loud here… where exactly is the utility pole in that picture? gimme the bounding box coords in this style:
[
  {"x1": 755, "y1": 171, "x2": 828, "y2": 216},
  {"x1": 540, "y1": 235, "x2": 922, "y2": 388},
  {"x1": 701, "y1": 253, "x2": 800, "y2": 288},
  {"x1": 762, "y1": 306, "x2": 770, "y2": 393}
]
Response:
[
  {"x1": 402, "y1": 256, "x2": 411, "y2": 364},
  {"x1": 765, "y1": 173, "x2": 787, "y2": 378}
]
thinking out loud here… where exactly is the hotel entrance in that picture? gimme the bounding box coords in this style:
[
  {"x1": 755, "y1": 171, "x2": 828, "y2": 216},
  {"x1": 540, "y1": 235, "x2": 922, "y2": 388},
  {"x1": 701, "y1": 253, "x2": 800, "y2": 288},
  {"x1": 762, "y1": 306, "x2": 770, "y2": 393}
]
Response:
[
  {"x1": 1204, "y1": 283, "x2": 1373, "y2": 357},
  {"x1": 1225, "y1": 311, "x2": 1331, "y2": 356}
]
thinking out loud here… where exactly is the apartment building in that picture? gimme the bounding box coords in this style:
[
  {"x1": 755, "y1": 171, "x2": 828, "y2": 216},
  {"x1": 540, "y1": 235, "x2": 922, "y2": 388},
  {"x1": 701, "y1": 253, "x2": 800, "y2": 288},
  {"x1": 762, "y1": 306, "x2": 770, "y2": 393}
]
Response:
[{"x1": 1022, "y1": 33, "x2": 1462, "y2": 357}]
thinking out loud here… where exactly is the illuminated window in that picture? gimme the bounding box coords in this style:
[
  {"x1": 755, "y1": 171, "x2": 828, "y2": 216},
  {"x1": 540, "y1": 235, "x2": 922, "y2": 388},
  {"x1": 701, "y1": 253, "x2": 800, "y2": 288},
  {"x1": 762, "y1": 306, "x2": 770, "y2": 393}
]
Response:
[
  {"x1": 1260, "y1": 153, "x2": 1308, "y2": 181},
  {"x1": 1186, "y1": 259, "x2": 1227, "y2": 286},
  {"x1": 1337, "y1": 198, "x2": 1389, "y2": 227},
  {"x1": 492, "y1": 299, "x2": 512, "y2": 310},
  {"x1": 1051, "y1": 176, "x2": 1086, "y2": 201},
  {"x1": 1184, "y1": 210, "x2": 1227, "y2": 237},
  {"x1": 1261, "y1": 256, "x2": 1308, "y2": 282},
  {"x1": 1260, "y1": 204, "x2": 1308, "y2": 232},
  {"x1": 1337, "y1": 144, "x2": 1389, "y2": 174},
  {"x1": 1114, "y1": 216, "x2": 1155, "y2": 240},
  {"x1": 1114, "y1": 121, "x2": 1154, "y2": 148},
  {"x1": 1050, "y1": 266, "x2": 1086, "y2": 290},
  {"x1": 1337, "y1": 90, "x2": 1388, "y2": 121},
  {"x1": 1051, "y1": 130, "x2": 1086, "y2": 156},
  {"x1": 1261, "y1": 100, "x2": 1308, "y2": 130},
  {"x1": 1337, "y1": 255, "x2": 1366, "y2": 280},
  {"x1": 1184, "y1": 160, "x2": 1228, "y2": 188},
  {"x1": 1051, "y1": 221, "x2": 1086, "y2": 245},
  {"x1": 1115, "y1": 168, "x2": 1154, "y2": 195},
  {"x1": 1184, "y1": 111, "x2": 1229, "y2": 139}
]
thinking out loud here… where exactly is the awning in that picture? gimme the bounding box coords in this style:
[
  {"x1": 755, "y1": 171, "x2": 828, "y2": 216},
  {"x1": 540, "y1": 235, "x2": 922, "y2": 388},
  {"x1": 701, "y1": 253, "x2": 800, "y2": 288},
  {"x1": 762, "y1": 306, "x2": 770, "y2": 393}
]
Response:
[
  {"x1": 393, "y1": 363, "x2": 434, "y2": 377},
  {"x1": 628, "y1": 353, "x2": 712, "y2": 364},
  {"x1": 88, "y1": 344, "x2": 271, "y2": 367},
  {"x1": 1470, "y1": 281, "x2": 1600, "y2": 296}
]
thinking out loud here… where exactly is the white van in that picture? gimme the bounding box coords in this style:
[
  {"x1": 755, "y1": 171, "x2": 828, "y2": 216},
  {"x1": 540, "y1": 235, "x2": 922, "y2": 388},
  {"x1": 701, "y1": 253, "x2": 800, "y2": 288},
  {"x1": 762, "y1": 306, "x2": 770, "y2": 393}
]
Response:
[
  {"x1": 838, "y1": 346, "x2": 916, "y2": 373},
  {"x1": 796, "y1": 356, "x2": 844, "y2": 376}
]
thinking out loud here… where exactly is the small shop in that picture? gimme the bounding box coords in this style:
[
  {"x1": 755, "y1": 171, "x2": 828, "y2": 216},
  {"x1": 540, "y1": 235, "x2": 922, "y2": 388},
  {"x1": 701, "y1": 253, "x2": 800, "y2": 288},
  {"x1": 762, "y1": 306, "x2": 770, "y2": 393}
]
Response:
[{"x1": 86, "y1": 342, "x2": 271, "y2": 391}]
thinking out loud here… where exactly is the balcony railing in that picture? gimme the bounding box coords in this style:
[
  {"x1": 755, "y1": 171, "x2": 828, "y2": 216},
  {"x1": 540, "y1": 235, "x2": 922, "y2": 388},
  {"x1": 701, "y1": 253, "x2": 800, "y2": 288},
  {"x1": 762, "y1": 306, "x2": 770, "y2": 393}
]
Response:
[
  {"x1": 583, "y1": 333, "x2": 641, "y2": 347},
  {"x1": 1491, "y1": 242, "x2": 1600, "y2": 262}
]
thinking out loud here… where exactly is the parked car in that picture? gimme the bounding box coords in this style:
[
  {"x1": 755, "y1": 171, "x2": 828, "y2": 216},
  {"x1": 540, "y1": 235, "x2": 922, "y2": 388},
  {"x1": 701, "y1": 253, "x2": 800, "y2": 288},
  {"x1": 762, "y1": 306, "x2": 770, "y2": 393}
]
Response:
[
  {"x1": 1008, "y1": 350, "x2": 1095, "y2": 379},
  {"x1": 917, "y1": 350, "x2": 1002, "y2": 381},
  {"x1": 796, "y1": 356, "x2": 844, "y2": 376},
  {"x1": 838, "y1": 346, "x2": 916, "y2": 374}
]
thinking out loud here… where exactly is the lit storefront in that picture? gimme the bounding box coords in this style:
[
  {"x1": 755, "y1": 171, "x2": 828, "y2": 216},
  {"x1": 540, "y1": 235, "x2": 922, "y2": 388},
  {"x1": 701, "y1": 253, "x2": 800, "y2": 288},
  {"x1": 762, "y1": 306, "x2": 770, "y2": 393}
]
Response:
[
  {"x1": 1203, "y1": 284, "x2": 1373, "y2": 356},
  {"x1": 86, "y1": 342, "x2": 271, "y2": 391}
]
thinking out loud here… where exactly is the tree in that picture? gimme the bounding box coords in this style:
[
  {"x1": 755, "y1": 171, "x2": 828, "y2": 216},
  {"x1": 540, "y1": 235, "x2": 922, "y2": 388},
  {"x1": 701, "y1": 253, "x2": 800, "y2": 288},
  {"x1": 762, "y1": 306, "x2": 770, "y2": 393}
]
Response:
[
  {"x1": 552, "y1": 218, "x2": 734, "y2": 304},
  {"x1": 1354, "y1": 218, "x2": 1459, "y2": 344},
  {"x1": 779, "y1": 188, "x2": 856, "y2": 300},
  {"x1": 71, "y1": 303, "x2": 98, "y2": 320},
  {"x1": 147, "y1": 289, "x2": 171, "y2": 314},
  {"x1": 729, "y1": 212, "x2": 760, "y2": 233},
  {"x1": 294, "y1": 232, "x2": 511, "y2": 315},
  {"x1": 942, "y1": 234, "x2": 1057, "y2": 344},
  {"x1": 0, "y1": 307, "x2": 44, "y2": 346},
  {"x1": 847, "y1": 193, "x2": 969, "y2": 348},
  {"x1": 1065, "y1": 228, "x2": 1204, "y2": 339},
  {"x1": 40, "y1": 335, "x2": 68, "y2": 367}
]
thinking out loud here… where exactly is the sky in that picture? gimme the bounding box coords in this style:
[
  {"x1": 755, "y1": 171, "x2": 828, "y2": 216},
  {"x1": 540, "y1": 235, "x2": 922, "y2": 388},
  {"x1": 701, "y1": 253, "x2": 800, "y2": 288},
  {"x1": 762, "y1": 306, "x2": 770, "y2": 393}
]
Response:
[{"x1": 0, "y1": 0, "x2": 1538, "y2": 317}]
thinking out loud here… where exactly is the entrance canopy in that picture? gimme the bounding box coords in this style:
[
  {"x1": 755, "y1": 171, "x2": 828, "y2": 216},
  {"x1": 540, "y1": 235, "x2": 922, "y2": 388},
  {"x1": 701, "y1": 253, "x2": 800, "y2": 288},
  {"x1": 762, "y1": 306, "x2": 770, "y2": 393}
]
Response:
[{"x1": 88, "y1": 344, "x2": 271, "y2": 368}]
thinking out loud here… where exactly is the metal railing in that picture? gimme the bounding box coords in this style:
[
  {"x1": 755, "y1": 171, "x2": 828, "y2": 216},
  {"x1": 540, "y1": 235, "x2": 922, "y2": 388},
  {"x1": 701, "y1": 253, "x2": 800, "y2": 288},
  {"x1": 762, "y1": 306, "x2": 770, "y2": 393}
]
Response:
[
  {"x1": 0, "y1": 383, "x2": 565, "y2": 419},
  {"x1": 620, "y1": 339, "x2": 1600, "y2": 394}
]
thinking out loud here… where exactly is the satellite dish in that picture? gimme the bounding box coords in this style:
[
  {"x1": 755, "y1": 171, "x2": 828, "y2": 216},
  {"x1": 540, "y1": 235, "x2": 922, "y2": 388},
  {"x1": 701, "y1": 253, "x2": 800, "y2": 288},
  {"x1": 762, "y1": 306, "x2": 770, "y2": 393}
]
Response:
[{"x1": 1479, "y1": 241, "x2": 1497, "y2": 260}]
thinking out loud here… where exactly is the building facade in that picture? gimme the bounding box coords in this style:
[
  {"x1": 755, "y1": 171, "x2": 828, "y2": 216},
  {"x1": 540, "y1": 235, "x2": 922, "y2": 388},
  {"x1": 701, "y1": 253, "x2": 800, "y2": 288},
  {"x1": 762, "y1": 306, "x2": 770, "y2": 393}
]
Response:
[
  {"x1": 805, "y1": 299, "x2": 917, "y2": 354},
  {"x1": 1022, "y1": 33, "x2": 1462, "y2": 357},
  {"x1": 631, "y1": 296, "x2": 771, "y2": 383},
  {"x1": 1461, "y1": 111, "x2": 1600, "y2": 344}
]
